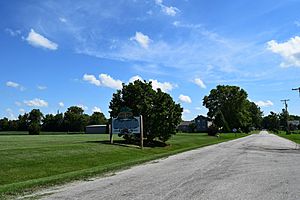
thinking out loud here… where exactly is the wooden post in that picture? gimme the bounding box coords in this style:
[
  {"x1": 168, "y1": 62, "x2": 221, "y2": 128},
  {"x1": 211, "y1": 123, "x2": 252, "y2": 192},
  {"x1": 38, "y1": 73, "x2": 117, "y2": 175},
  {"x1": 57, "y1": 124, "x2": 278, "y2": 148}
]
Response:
[
  {"x1": 140, "y1": 115, "x2": 143, "y2": 149},
  {"x1": 109, "y1": 123, "x2": 113, "y2": 144}
]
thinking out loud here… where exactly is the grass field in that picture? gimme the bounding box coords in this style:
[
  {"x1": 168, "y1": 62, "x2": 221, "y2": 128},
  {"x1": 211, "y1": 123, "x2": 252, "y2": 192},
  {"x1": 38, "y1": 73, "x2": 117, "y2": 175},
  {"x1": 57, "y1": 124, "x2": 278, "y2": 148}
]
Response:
[
  {"x1": 277, "y1": 132, "x2": 300, "y2": 144},
  {"x1": 0, "y1": 132, "x2": 248, "y2": 198}
]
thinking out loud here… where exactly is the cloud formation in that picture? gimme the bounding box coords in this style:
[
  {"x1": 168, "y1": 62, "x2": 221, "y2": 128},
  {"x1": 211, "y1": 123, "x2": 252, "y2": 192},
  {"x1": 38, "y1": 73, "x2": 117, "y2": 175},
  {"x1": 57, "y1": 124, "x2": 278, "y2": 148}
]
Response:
[
  {"x1": 59, "y1": 102, "x2": 64, "y2": 107},
  {"x1": 255, "y1": 100, "x2": 274, "y2": 107},
  {"x1": 194, "y1": 78, "x2": 206, "y2": 89},
  {"x1": 26, "y1": 29, "x2": 58, "y2": 50},
  {"x1": 6, "y1": 81, "x2": 25, "y2": 91},
  {"x1": 37, "y1": 85, "x2": 47, "y2": 90},
  {"x1": 24, "y1": 98, "x2": 48, "y2": 107},
  {"x1": 179, "y1": 94, "x2": 192, "y2": 103},
  {"x1": 150, "y1": 79, "x2": 174, "y2": 92},
  {"x1": 99, "y1": 74, "x2": 123, "y2": 90},
  {"x1": 92, "y1": 106, "x2": 102, "y2": 113},
  {"x1": 155, "y1": 0, "x2": 179, "y2": 16},
  {"x1": 129, "y1": 75, "x2": 143, "y2": 83},
  {"x1": 267, "y1": 36, "x2": 300, "y2": 67},
  {"x1": 131, "y1": 32, "x2": 151, "y2": 49},
  {"x1": 83, "y1": 74, "x2": 101, "y2": 86},
  {"x1": 183, "y1": 109, "x2": 191, "y2": 114}
]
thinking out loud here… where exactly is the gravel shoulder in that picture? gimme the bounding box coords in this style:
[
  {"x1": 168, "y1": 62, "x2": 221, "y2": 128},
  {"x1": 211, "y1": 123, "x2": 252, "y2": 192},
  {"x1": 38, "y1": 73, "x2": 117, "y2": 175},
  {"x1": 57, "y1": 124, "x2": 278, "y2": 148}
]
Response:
[{"x1": 23, "y1": 131, "x2": 300, "y2": 200}]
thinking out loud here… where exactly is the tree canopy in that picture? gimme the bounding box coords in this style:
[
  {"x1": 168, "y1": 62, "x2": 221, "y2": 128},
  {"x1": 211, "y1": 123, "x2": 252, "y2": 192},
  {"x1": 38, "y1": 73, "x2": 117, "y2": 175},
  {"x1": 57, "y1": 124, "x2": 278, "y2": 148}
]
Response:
[
  {"x1": 203, "y1": 85, "x2": 262, "y2": 132},
  {"x1": 109, "y1": 80, "x2": 182, "y2": 143}
]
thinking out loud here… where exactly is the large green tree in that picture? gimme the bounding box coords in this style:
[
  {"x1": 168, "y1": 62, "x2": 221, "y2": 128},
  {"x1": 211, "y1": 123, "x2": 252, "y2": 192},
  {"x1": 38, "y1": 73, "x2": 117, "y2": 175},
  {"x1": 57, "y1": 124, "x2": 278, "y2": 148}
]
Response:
[
  {"x1": 63, "y1": 106, "x2": 89, "y2": 132},
  {"x1": 28, "y1": 109, "x2": 43, "y2": 135},
  {"x1": 203, "y1": 85, "x2": 258, "y2": 132},
  {"x1": 89, "y1": 112, "x2": 107, "y2": 125},
  {"x1": 109, "y1": 80, "x2": 182, "y2": 143}
]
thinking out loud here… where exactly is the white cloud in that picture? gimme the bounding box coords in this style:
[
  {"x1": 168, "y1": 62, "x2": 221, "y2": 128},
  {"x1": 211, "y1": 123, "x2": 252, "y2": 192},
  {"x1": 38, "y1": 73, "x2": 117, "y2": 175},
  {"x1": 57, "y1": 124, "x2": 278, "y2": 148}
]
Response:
[
  {"x1": 5, "y1": 28, "x2": 21, "y2": 37},
  {"x1": 99, "y1": 74, "x2": 123, "y2": 90},
  {"x1": 77, "y1": 104, "x2": 88, "y2": 111},
  {"x1": 24, "y1": 98, "x2": 48, "y2": 107},
  {"x1": 19, "y1": 108, "x2": 26, "y2": 114},
  {"x1": 255, "y1": 100, "x2": 274, "y2": 107},
  {"x1": 26, "y1": 29, "x2": 58, "y2": 50},
  {"x1": 37, "y1": 85, "x2": 47, "y2": 90},
  {"x1": 150, "y1": 79, "x2": 174, "y2": 92},
  {"x1": 15, "y1": 101, "x2": 22, "y2": 106},
  {"x1": 179, "y1": 94, "x2": 192, "y2": 103},
  {"x1": 59, "y1": 17, "x2": 67, "y2": 23},
  {"x1": 129, "y1": 75, "x2": 143, "y2": 83},
  {"x1": 195, "y1": 107, "x2": 202, "y2": 110},
  {"x1": 92, "y1": 106, "x2": 102, "y2": 113},
  {"x1": 183, "y1": 109, "x2": 191, "y2": 114},
  {"x1": 6, "y1": 81, "x2": 25, "y2": 91},
  {"x1": 6, "y1": 108, "x2": 16, "y2": 120},
  {"x1": 83, "y1": 74, "x2": 101, "y2": 86},
  {"x1": 267, "y1": 36, "x2": 300, "y2": 67},
  {"x1": 194, "y1": 78, "x2": 206, "y2": 89},
  {"x1": 162, "y1": 6, "x2": 179, "y2": 16},
  {"x1": 131, "y1": 32, "x2": 151, "y2": 49},
  {"x1": 59, "y1": 102, "x2": 64, "y2": 107},
  {"x1": 155, "y1": 0, "x2": 179, "y2": 16}
]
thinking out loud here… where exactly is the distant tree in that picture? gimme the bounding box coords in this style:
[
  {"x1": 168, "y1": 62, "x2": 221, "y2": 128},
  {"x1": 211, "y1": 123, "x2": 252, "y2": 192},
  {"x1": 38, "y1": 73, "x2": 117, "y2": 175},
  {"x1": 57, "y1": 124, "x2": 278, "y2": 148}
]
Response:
[
  {"x1": 109, "y1": 80, "x2": 182, "y2": 143},
  {"x1": 0, "y1": 117, "x2": 9, "y2": 131},
  {"x1": 279, "y1": 109, "x2": 289, "y2": 132},
  {"x1": 247, "y1": 101, "x2": 263, "y2": 129},
  {"x1": 63, "y1": 106, "x2": 88, "y2": 132},
  {"x1": 203, "y1": 85, "x2": 250, "y2": 132},
  {"x1": 17, "y1": 113, "x2": 29, "y2": 131},
  {"x1": 28, "y1": 109, "x2": 43, "y2": 135},
  {"x1": 42, "y1": 113, "x2": 64, "y2": 132},
  {"x1": 89, "y1": 112, "x2": 107, "y2": 125},
  {"x1": 262, "y1": 112, "x2": 280, "y2": 132}
]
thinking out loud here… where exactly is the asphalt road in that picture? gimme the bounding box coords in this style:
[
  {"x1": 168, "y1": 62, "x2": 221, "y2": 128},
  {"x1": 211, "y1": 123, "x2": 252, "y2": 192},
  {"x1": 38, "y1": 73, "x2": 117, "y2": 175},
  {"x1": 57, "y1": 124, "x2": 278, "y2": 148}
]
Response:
[{"x1": 35, "y1": 131, "x2": 300, "y2": 200}]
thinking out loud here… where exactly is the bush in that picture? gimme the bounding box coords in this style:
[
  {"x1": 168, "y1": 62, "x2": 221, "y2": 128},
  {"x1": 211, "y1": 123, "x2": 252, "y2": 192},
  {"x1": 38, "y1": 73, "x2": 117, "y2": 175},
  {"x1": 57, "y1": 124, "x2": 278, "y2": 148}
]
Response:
[
  {"x1": 207, "y1": 125, "x2": 219, "y2": 136},
  {"x1": 28, "y1": 123, "x2": 40, "y2": 135}
]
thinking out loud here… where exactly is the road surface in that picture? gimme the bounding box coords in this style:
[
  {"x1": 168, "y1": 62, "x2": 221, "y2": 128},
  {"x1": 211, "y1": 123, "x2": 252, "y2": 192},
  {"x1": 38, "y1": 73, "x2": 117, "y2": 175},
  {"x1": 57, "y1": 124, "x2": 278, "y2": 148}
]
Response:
[{"x1": 31, "y1": 131, "x2": 300, "y2": 200}]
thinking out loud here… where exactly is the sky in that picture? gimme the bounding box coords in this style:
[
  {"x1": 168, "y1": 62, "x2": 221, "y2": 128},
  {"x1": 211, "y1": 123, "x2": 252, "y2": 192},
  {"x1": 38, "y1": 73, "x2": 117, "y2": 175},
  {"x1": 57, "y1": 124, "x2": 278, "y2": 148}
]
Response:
[{"x1": 1, "y1": 0, "x2": 300, "y2": 121}]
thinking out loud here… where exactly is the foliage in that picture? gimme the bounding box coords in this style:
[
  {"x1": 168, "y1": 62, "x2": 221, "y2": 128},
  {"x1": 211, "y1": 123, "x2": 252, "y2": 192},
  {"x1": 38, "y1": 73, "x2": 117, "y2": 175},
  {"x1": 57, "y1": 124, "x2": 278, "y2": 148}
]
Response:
[
  {"x1": 203, "y1": 85, "x2": 262, "y2": 132},
  {"x1": 262, "y1": 112, "x2": 280, "y2": 132},
  {"x1": 42, "y1": 113, "x2": 64, "y2": 132},
  {"x1": 63, "y1": 106, "x2": 89, "y2": 132},
  {"x1": 89, "y1": 112, "x2": 107, "y2": 125},
  {"x1": 28, "y1": 109, "x2": 43, "y2": 135},
  {"x1": 109, "y1": 80, "x2": 182, "y2": 143}
]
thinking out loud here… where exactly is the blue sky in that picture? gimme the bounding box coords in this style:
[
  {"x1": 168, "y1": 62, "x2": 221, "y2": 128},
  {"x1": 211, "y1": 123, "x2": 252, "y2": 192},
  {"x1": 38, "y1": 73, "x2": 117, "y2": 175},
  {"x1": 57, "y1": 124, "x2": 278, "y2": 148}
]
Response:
[{"x1": 1, "y1": 0, "x2": 300, "y2": 120}]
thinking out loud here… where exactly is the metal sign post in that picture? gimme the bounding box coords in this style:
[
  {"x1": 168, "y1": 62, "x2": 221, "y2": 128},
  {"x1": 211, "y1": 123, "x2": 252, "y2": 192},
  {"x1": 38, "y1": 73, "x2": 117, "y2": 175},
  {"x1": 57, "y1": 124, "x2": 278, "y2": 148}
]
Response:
[
  {"x1": 109, "y1": 124, "x2": 113, "y2": 144},
  {"x1": 140, "y1": 115, "x2": 143, "y2": 149}
]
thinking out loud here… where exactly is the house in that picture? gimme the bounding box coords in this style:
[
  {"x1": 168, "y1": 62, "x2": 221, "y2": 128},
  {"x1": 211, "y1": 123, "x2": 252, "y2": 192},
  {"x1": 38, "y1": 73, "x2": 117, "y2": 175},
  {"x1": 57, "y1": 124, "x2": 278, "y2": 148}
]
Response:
[
  {"x1": 288, "y1": 120, "x2": 300, "y2": 130},
  {"x1": 85, "y1": 125, "x2": 107, "y2": 134},
  {"x1": 177, "y1": 115, "x2": 212, "y2": 133},
  {"x1": 194, "y1": 115, "x2": 211, "y2": 132},
  {"x1": 177, "y1": 121, "x2": 194, "y2": 132}
]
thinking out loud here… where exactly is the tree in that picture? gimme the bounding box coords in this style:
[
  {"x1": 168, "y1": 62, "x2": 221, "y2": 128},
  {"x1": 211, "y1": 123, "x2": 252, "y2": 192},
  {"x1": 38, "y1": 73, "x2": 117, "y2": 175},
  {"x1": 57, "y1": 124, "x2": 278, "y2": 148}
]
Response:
[
  {"x1": 109, "y1": 80, "x2": 182, "y2": 143},
  {"x1": 203, "y1": 85, "x2": 252, "y2": 132},
  {"x1": 0, "y1": 117, "x2": 9, "y2": 131},
  {"x1": 63, "y1": 106, "x2": 88, "y2": 132},
  {"x1": 28, "y1": 109, "x2": 43, "y2": 135},
  {"x1": 17, "y1": 113, "x2": 29, "y2": 131},
  {"x1": 42, "y1": 113, "x2": 64, "y2": 132},
  {"x1": 89, "y1": 112, "x2": 107, "y2": 125},
  {"x1": 262, "y1": 112, "x2": 280, "y2": 132}
]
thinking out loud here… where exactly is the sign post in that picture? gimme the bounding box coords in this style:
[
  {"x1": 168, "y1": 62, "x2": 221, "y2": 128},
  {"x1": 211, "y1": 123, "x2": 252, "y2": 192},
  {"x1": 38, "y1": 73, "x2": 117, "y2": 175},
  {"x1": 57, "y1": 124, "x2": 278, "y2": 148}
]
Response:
[
  {"x1": 109, "y1": 124, "x2": 113, "y2": 144},
  {"x1": 140, "y1": 115, "x2": 143, "y2": 149}
]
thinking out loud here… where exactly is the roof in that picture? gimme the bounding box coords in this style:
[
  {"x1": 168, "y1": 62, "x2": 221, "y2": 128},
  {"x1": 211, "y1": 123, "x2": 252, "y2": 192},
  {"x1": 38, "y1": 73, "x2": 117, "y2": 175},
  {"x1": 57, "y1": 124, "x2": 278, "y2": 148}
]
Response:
[
  {"x1": 86, "y1": 125, "x2": 106, "y2": 128},
  {"x1": 179, "y1": 121, "x2": 193, "y2": 126}
]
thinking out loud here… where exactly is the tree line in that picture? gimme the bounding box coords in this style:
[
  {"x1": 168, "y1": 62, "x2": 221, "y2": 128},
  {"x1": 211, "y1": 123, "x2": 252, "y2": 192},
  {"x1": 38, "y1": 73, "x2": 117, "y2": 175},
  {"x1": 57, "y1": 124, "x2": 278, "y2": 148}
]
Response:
[{"x1": 0, "y1": 106, "x2": 107, "y2": 134}]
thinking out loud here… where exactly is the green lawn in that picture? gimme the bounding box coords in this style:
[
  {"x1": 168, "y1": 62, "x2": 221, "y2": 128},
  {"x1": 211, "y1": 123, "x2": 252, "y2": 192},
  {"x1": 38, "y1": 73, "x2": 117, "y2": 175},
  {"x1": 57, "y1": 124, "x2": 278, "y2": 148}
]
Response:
[
  {"x1": 0, "y1": 132, "x2": 248, "y2": 198},
  {"x1": 277, "y1": 132, "x2": 300, "y2": 144}
]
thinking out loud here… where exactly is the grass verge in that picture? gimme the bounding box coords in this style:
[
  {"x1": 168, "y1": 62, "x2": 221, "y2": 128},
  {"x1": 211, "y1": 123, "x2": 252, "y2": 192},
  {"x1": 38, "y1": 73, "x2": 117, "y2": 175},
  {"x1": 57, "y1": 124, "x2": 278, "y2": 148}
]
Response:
[
  {"x1": 276, "y1": 132, "x2": 300, "y2": 144},
  {"x1": 0, "y1": 132, "x2": 248, "y2": 199}
]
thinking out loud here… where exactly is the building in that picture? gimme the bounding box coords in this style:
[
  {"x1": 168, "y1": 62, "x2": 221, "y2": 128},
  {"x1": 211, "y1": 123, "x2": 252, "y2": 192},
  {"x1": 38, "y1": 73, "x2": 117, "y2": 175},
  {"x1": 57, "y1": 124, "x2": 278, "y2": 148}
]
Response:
[
  {"x1": 177, "y1": 115, "x2": 212, "y2": 133},
  {"x1": 194, "y1": 115, "x2": 211, "y2": 132},
  {"x1": 85, "y1": 125, "x2": 107, "y2": 134},
  {"x1": 288, "y1": 120, "x2": 300, "y2": 130},
  {"x1": 177, "y1": 121, "x2": 194, "y2": 132}
]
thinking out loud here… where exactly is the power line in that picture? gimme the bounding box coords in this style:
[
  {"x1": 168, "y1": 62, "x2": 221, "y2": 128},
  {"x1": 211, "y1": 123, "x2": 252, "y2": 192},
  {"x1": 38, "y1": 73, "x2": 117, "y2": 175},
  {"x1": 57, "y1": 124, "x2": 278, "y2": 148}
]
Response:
[{"x1": 292, "y1": 87, "x2": 300, "y2": 97}]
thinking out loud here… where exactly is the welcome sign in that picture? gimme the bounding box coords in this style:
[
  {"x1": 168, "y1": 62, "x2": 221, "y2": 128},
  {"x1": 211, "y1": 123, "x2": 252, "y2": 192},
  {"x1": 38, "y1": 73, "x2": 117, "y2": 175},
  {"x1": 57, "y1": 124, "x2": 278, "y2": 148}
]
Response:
[{"x1": 111, "y1": 107, "x2": 141, "y2": 134}]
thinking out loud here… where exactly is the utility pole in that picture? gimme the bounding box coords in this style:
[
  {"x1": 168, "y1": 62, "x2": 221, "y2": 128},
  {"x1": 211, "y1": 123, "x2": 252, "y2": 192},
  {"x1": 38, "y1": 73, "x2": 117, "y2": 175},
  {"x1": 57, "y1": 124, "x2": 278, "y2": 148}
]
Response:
[
  {"x1": 281, "y1": 99, "x2": 290, "y2": 134},
  {"x1": 292, "y1": 87, "x2": 300, "y2": 97}
]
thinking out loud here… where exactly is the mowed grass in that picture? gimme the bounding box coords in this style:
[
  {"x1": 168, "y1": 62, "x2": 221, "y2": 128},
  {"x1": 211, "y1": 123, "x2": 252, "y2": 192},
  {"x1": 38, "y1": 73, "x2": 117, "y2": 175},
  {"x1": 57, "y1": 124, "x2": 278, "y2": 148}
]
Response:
[
  {"x1": 277, "y1": 132, "x2": 300, "y2": 144},
  {"x1": 0, "y1": 132, "x2": 248, "y2": 198}
]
